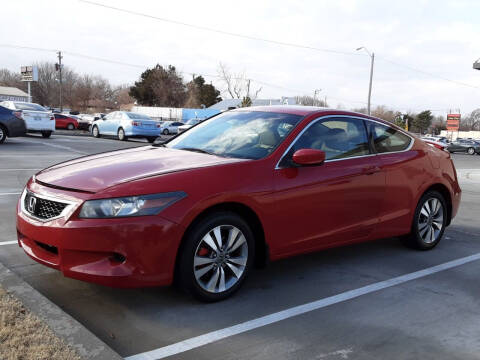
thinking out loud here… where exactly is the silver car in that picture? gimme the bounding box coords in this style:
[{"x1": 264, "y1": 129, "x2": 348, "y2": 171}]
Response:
[{"x1": 158, "y1": 121, "x2": 184, "y2": 135}]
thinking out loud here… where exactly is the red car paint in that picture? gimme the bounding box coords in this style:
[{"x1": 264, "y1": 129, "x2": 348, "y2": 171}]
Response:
[
  {"x1": 54, "y1": 114, "x2": 78, "y2": 129},
  {"x1": 16, "y1": 107, "x2": 461, "y2": 288}
]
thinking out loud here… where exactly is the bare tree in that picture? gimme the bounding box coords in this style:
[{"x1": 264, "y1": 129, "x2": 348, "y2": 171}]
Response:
[
  {"x1": 0, "y1": 69, "x2": 25, "y2": 91},
  {"x1": 294, "y1": 95, "x2": 327, "y2": 107},
  {"x1": 217, "y1": 63, "x2": 262, "y2": 100}
]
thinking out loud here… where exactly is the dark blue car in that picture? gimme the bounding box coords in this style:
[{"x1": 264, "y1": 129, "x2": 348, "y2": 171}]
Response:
[{"x1": 0, "y1": 105, "x2": 27, "y2": 144}]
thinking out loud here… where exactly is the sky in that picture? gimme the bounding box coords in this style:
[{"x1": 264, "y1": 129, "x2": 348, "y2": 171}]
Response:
[{"x1": 1, "y1": 0, "x2": 480, "y2": 115}]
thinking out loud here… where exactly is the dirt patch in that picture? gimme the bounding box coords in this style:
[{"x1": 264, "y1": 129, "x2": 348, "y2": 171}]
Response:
[{"x1": 0, "y1": 286, "x2": 81, "y2": 360}]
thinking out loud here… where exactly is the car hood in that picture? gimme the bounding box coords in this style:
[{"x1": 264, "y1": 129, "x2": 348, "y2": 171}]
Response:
[{"x1": 35, "y1": 146, "x2": 246, "y2": 193}]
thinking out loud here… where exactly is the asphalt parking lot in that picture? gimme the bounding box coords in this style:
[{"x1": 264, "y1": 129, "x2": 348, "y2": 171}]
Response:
[{"x1": 1, "y1": 134, "x2": 480, "y2": 360}]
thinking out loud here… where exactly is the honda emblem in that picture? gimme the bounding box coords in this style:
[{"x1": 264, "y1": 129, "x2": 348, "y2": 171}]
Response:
[{"x1": 27, "y1": 196, "x2": 37, "y2": 213}]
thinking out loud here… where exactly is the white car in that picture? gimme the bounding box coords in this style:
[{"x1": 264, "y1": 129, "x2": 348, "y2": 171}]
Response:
[
  {"x1": 158, "y1": 121, "x2": 184, "y2": 135},
  {"x1": 0, "y1": 101, "x2": 55, "y2": 138},
  {"x1": 178, "y1": 118, "x2": 203, "y2": 133}
]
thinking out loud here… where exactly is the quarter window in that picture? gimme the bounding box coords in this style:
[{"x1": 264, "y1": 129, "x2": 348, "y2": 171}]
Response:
[
  {"x1": 370, "y1": 123, "x2": 411, "y2": 153},
  {"x1": 287, "y1": 117, "x2": 370, "y2": 161}
]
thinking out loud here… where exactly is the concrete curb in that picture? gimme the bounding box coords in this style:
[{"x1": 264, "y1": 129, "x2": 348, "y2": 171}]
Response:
[{"x1": 0, "y1": 261, "x2": 123, "y2": 360}]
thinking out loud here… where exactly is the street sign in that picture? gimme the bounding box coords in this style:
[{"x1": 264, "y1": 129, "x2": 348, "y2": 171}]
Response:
[
  {"x1": 446, "y1": 114, "x2": 460, "y2": 131},
  {"x1": 20, "y1": 66, "x2": 38, "y2": 82}
]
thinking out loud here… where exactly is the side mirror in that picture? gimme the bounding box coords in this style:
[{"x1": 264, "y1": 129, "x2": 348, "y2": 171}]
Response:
[{"x1": 292, "y1": 149, "x2": 326, "y2": 166}]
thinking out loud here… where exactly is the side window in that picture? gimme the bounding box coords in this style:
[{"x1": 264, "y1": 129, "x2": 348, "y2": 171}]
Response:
[
  {"x1": 289, "y1": 117, "x2": 370, "y2": 161},
  {"x1": 370, "y1": 123, "x2": 411, "y2": 153}
]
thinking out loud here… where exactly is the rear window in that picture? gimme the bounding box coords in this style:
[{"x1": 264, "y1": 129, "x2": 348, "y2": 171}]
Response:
[
  {"x1": 126, "y1": 112, "x2": 152, "y2": 120},
  {"x1": 371, "y1": 123, "x2": 412, "y2": 153},
  {"x1": 14, "y1": 102, "x2": 47, "y2": 111}
]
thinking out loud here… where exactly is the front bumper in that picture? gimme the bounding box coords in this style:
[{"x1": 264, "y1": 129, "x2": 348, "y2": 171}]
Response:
[{"x1": 16, "y1": 185, "x2": 184, "y2": 288}]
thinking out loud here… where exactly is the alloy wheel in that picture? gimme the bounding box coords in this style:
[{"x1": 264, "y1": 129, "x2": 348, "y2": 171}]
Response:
[
  {"x1": 417, "y1": 197, "x2": 444, "y2": 244},
  {"x1": 0, "y1": 127, "x2": 5, "y2": 143},
  {"x1": 193, "y1": 225, "x2": 248, "y2": 294},
  {"x1": 468, "y1": 147, "x2": 475, "y2": 155}
]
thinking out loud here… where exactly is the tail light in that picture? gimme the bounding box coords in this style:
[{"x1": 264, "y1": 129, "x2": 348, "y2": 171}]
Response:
[
  {"x1": 425, "y1": 140, "x2": 446, "y2": 151},
  {"x1": 156, "y1": 123, "x2": 161, "y2": 128},
  {"x1": 50, "y1": 115, "x2": 55, "y2": 120},
  {"x1": 13, "y1": 111, "x2": 23, "y2": 120},
  {"x1": 131, "y1": 121, "x2": 140, "y2": 126}
]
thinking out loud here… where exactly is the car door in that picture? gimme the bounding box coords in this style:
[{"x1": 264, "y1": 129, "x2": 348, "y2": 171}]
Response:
[
  {"x1": 366, "y1": 121, "x2": 419, "y2": 239},
  {"x1": 54, "y1": 114, "x2": 65, "y2": 129},
  {"x1": 271, "y1": 116, "x2": 386, "y2": 256},
  {"x1": 102, "y1": 112, "x2": 117, "y2": 134}
]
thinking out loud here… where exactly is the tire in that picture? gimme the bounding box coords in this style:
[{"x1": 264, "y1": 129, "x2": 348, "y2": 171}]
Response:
[
  {"x1": 0, "y1": 125, "x2": 7, "y2": 144},
  {"x1": 467, "y1": 147, "x2": 475, "y2": 155},
  {"x1": 92, "y1": 126, "x2": 100, "y2": 138},
  {"x1": 177, "y1": 211, "x2": 255, "y2": 302},
  {"x1": 67, "y1": 123, "x2": 75, "y2": 130},
  {"x1": 163, "y1": 129, "x2": 169, "y2": 135},
  {"x1": 88, "y1": 124, "x2": 92, "y2": 133},
  {"x1": 41, "y1": 131, "x2": 52, "y2": 138},
  {"x1": 147, "y1": 137, "x2": 157, "y2": 143},
  {"x1": 402, "y1": 190, "x2": 447, "y2": 250},
  {"x1": 117, "y1": 128, "x2": 127, "y2": 141}
]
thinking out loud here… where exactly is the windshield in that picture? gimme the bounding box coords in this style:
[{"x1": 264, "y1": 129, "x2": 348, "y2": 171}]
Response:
[
  {"x1": 126, "y1": 112, "x2": 152, "y2": 120},
  {"x1": 166, "y1": 111, "x2": 303, "y2": 159},
  {"x1": 186, "y1": 119, "x2": 200, "y2": 125},
  {"x1": 14, "y1": 102, "x2": 47, "y2": 111}
]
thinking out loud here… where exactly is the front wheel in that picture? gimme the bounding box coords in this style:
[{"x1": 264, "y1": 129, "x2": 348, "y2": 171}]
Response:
[
  {"x1": 67, "y1": 123, "x2": 75, "y2": 130},
  {"x1": 403, "y1": 191, "x2": 447, "y2": 250},
  {"x1": 147, "y1": 137, "x2": 157, "y2": 143},
  {"x1": 41, "y1": 131, "x2": 52, "y2": 138},
  {"x1": 163, "y1": 129, "x2": 169, "y2": 135},
  {"x1": 467, "y1": 147, "x2": 475, "y2": 155},
  {"x1": 92, "y1": 126, "x2": 100, "y2": 138},
  {"x1": 117, "y1": 128, "x2": 127, "y2": 141},
  {"x1": 177, "y1": 212, "x2": 254, "y2": 302},
  {"x1": 88, "y1": 124, "x2": 92, "y2": 133}
]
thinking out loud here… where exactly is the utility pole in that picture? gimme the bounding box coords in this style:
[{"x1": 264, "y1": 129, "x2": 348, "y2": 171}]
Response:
[
  {"x1": 356, "y1": 47, "x2": 375, "y2": 115},
  {"x1": 57, "y1": 51, "x2": 63, "y2": 112}
]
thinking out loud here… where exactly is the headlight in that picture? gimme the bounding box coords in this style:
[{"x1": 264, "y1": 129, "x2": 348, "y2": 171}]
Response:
[{"x1": 79, "y1": 191, "x2": 187, "y2": 218}]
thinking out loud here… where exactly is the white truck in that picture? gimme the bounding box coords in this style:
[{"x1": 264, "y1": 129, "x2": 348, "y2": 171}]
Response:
[{"x1": 0, "y1": 101, "x2": 55, "y2": 138}]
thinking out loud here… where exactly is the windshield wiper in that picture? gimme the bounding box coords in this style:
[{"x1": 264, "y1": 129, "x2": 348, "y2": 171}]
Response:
[{"x1": 180, "y1": 147, "x2": 219, "y2": 156}]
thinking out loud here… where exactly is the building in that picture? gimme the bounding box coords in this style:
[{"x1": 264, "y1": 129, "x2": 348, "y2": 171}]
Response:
[
  {"x1": 208, "y1": 96, "x2": 298, "y2": 111},
  {"x1": 0, "y1": 86, "x2": 29, "y2": 102}
]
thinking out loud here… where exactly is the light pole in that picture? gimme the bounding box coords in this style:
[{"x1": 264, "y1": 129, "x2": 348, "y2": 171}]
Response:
[
  {"x1": 313, "y1": 89, "x2": 321, "y2": 106},
  {"x1": 356, "y1": 47, "x2": 374, "y2": 115}
]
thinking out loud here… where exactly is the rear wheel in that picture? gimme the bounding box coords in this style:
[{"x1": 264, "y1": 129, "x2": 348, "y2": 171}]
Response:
[
  {"x1": 147, "y1": 137, "x2": 157, "y2": 143},
  {"x1": 118, "y1": 128, "x2": 127, "y2": 141},
  {"x1": 92, "y1": 126, "x2": 100, "y2": 138},
  {"x1": 163, "y1": 129, "x2": 169, "y2": 135},
  {"x1": 41, "y1": 131, "x2": 52, "y2": 138},
  {"x1": 67, "y1": 123, "x2": 75, "y2": 130},
  {"x1": 177, "y1": 212, "x2": 254, "y2": 302},
  {"x1": 403, "y1": 191, "x2": 447, "y2": 250},
  {"x1": 467, "y1": 147, "x2": 475, "y2": 155},
  {"x1": 0, "y1": 125, "x2": 7, "y2": 144},
  {"x1": 88, "y1": 124, "x2": 92, "y2": 133}
]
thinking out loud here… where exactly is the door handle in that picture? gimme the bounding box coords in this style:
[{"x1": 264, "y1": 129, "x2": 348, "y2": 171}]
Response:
[{"x1": 363, "y1": 166, "x2": 381, "y2": 175}]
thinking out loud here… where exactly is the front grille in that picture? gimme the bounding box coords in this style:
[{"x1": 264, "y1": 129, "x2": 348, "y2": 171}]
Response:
[{"x1": 24, "y1": 192, "x2": 68, "y2": 220}]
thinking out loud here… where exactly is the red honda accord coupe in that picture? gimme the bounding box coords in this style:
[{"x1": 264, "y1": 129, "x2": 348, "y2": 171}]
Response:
[{"x1": 16, "y1": 106, "x2": 461, "y2": 301}]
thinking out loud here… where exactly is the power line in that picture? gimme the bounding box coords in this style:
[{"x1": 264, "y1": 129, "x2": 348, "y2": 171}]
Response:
[
  {"x1": 377, "y1": 56, "x2": 480, "y2": 90},
  {"x1": 78, "y1": 0, "x2": 363, "y2": 57},
  {"x1": 78, "y1": 0, "x2": 480, "y2": 92},
  {"x1": 0, "y1": 43, "x2": 458, "y2": 113}
]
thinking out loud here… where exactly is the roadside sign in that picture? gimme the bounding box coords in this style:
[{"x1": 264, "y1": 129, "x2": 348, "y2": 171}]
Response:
[
  {"x1": 446, "y1": 114, "x2": 460, "y2": 131},
  {"x1": 20, "y1": 66, "x2": 38, "y2": 82}
]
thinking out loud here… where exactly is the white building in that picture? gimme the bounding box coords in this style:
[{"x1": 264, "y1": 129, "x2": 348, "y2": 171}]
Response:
[{"x1": 0, "y1": 86, "x2": 29, "y2": 102}]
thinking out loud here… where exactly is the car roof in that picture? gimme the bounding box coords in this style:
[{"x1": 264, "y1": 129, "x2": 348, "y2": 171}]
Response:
[{"x1": 233, "y1": 105, "x2": 386, "y2": 122}]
